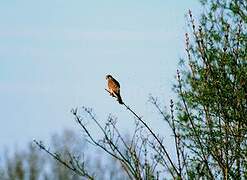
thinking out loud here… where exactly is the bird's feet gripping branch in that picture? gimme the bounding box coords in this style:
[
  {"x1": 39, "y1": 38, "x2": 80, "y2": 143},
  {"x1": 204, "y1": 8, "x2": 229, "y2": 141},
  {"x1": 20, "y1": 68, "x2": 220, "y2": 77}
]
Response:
[{"x1": 105, "y1": 74, "x2": 124, "y2": 104}]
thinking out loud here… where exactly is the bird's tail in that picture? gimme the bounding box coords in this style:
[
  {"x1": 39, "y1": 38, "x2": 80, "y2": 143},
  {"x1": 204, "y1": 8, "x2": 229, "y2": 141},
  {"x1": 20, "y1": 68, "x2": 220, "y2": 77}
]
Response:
[{"x1": 117, "y1": 94, "x2": 124, "y2": 104}]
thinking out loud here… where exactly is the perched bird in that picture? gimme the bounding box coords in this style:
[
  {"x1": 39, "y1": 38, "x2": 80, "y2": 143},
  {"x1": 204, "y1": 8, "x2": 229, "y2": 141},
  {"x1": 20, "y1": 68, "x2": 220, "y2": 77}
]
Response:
[{"x1": 105, "y1": 75, "x2": 123, "y2": 104}]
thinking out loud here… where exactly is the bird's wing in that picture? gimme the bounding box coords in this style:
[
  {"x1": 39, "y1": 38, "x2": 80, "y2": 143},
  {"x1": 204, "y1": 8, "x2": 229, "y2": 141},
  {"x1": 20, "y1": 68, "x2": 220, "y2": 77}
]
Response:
[{"x1": 111, "y1": 77, "x2": 120, "y2": 88}]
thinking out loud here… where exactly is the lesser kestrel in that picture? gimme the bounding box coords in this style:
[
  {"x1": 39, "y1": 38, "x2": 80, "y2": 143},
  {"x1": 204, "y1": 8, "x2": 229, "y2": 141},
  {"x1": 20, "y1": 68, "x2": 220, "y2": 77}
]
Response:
[{"x1": 106, "y1": 75, "x2": 123, "y2": 104}]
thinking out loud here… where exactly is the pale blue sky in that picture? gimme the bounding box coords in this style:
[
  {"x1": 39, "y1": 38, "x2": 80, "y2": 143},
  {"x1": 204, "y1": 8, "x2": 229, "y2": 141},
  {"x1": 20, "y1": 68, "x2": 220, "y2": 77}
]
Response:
[{"x1": 0, "y1": 0, "x2": 201, "y2": 152}]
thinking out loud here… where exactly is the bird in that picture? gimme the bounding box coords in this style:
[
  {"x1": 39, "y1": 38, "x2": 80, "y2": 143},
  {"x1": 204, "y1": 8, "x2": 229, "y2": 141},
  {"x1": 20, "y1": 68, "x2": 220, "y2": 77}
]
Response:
[{"x1": 105, "y1": 74, "x2": 124, "y2": 104}]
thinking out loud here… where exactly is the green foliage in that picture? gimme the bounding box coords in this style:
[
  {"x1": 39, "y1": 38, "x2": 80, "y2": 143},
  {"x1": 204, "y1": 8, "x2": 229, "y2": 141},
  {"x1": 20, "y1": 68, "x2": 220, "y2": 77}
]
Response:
[
  {"x1": 175, "y1": 0, "x2": 247, "y2": 179},
  {"x1": 5, "y1": 0, "x2": 245, "y2": 179}
]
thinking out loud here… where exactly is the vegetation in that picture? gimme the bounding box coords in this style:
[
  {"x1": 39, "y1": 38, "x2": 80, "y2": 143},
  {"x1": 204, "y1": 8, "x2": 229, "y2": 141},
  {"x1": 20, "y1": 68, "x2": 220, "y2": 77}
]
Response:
[
  {"x1": 1, "y1": 0, "x2": 246, "y2": 179},
  {"x1": 1, "y1": 130, "x2": 126, "y2": 180}
]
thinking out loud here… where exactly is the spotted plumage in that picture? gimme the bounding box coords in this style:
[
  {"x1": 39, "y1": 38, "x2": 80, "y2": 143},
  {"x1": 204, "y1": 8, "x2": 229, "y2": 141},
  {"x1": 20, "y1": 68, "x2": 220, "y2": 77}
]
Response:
[{"x1": 106, "y1": 75, "x2": 123, "y2": 104}]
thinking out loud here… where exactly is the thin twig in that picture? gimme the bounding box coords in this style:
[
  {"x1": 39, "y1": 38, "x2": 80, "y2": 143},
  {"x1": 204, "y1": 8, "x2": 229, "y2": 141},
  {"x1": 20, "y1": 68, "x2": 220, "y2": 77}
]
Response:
[
  {"x1": 33, "y1": 140, "x2": 94, "y2": 180},
  {"x1": 122, "y1": 102, "x2": 181, "y2": 178}
]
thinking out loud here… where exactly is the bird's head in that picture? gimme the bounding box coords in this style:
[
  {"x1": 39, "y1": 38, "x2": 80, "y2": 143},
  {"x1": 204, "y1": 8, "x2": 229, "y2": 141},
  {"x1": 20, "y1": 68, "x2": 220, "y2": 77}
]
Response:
[{"x1": 105, "y1": 74, "x2": 112, "y2": 80}]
